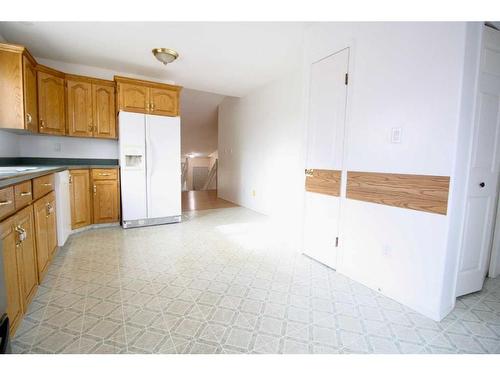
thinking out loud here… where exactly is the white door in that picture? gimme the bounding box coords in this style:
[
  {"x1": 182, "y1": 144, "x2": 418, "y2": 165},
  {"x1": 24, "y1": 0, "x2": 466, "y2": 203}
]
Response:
[
  {"x1": 303, "y1": 48, "x2": 349, "y2": 269},
  {"x1": 146, "y1": 115, "x2": 181, "y2": 219},
  {"x1": 119, "y1": 112, "x2": 147, "y2": 221},
  {"x1": 456, "y1": 26, "x2": 500, "y2": 296}
]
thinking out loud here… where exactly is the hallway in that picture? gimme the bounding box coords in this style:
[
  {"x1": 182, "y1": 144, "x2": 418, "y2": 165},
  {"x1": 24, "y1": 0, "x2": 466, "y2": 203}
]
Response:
[{"x1": 182, "y1": 190, "x2": 237, "y2": 212}]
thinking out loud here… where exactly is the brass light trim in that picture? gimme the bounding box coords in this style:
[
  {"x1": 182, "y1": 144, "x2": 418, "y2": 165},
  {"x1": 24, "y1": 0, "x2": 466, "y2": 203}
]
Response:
[{"x1": 152, "y1": 48, "x2": 179, "y2": 65}]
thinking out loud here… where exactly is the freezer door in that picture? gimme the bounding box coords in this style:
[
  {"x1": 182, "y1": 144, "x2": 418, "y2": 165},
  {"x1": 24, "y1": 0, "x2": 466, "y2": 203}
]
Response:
[
  {"x1": 145, "y1": 115, "x2": 181, "y2": 219},
  {"x1": 119, "y1": 112, "x2": 147, "y2": 221}
]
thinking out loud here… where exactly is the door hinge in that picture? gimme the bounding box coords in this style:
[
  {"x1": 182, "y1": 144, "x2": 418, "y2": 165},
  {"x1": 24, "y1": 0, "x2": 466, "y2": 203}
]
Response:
[
  {"x1": 335, "y1": 237, "x2": 339, "y2": 247},
  {"x1": 345, "y1": 73, "x2": 349, "y2": 85}
]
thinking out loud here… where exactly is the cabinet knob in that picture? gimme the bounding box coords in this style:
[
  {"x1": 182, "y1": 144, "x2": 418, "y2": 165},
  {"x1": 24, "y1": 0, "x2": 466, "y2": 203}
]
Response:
[
  {"x1": 40, "y1": 119, "x2": 45, "y2": 129},
  {"x1": 93, "y1": 185, "x2": 97, "y2": 194},
  {"x1": 26, "y1": 113, "x2": 32, "y2": 124}
]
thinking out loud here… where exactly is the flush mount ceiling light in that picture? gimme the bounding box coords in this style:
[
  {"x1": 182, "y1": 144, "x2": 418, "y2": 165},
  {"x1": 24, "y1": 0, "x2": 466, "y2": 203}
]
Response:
[{"x1": 152, "y1": 48, "x2": 179, "y2": 65}]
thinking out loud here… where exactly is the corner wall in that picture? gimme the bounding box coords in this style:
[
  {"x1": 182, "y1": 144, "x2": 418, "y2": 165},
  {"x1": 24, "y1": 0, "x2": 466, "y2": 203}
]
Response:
[{"x1": 218, "y1": 69, "x2": 306, "y2": 227}]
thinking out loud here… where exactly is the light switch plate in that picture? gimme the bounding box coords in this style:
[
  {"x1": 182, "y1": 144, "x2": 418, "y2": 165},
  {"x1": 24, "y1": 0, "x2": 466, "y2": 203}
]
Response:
[{"x1": 391, "y1": 127, "x2": 402, "y2": 143}]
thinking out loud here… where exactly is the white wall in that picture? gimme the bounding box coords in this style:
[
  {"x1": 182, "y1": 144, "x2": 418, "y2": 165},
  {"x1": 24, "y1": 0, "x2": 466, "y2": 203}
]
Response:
[
  {"x1": 218, "y1": 68, "x2": 306, "y2": 227},
  {"x1": 219, "y1": 22, "x2": 476, "y2": 320},
  {"x1": 17, "y1": 134, "x2": 118, "y2": 159},
  {"x1": 0, "y1": 130, "x2": 20, "y2": 157}
]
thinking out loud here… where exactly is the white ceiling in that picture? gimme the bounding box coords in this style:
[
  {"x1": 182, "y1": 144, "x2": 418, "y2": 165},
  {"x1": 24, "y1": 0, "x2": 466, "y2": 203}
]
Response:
[
  {"x1": 180, "y1": 88, "x2": 224, "y2": 157},
  {"x1": 0, "y1": 22, "x2": 307, "y2": 97}
]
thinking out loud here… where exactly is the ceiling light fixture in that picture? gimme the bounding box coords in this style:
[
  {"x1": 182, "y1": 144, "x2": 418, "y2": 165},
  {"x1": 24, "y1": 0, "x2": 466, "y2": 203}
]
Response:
[{"x1": 152, "y1": 48, "x2": 179, "y2": 65}]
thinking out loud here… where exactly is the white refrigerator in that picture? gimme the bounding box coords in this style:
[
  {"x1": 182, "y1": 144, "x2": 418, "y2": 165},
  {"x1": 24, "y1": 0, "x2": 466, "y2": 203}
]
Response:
[{"x1": 119, "y1": 112, "x2": 181, "y2": 228}]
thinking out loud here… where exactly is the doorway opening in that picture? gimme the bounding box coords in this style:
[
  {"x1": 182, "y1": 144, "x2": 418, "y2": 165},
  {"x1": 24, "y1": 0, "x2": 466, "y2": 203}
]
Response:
[{"x1": 180, "y1": 88, "x2": 237, "y2": 212}]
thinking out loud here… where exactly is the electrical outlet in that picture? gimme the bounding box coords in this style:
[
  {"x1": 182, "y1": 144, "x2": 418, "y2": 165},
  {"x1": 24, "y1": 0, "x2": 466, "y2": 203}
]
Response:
[
  {"x1": 391, "y1": 127, "x2": 402, "y2": 143},
  {"x1": 383, "y1": 245, "x2": 392, "y2": 257}
]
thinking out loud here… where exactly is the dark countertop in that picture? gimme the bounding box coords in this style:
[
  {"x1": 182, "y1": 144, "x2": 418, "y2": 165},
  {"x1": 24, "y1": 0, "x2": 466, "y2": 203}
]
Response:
[{"x1": 0, "y1": 159, "x2": 119, "y2": 189}]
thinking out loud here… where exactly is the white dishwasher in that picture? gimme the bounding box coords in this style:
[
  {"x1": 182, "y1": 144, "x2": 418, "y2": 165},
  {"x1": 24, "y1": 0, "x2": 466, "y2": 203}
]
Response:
[{"x1": 54, "y1": 170, "x2": 72, "y2": 246}]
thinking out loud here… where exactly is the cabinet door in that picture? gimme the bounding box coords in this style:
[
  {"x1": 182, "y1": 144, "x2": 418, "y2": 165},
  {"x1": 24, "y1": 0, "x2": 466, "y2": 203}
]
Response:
[
  {"x1": 150, "y1": 87, "x2": 178, "y2": 116},
  {"x1": 38, "y1": 71, "x2": 66, "y2": 135},
  {"x1": 118, "y1": 83, "x2": 149, "y2": 114},
  {"x1": 93, "y1": 179, "x2": 119, "y2": 224},
  {"x1": 66, "y1": 79, "x2": 93, "y2": 137},
  {"x1": 93, "y1": 84, "x2": 116, "y2": 139},
  {"x1": 70, "y1": 169, "x2": 92, "y2": 229},
  {"x1": 46, "y1": 192, "x2": 58, "y2": 257},
  {"x1": 33, "y1": 197, "x2": 49, "y2": 282},
  {"x1": 0, "y1": 216, "x2": 23, "y2": 333},
  {"x1": 23, "y1": 55, "x2": 38, "y2": 133},
  {"x1": 16, "y1": 206, "x2": 38, "y2": 307}
]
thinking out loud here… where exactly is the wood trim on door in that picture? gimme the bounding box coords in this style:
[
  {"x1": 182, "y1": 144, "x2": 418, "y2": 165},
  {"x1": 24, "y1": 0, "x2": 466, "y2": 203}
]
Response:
[
  {"x1": 305, "y1": 169, "x2": 342, "y2": 197},
  {"x1": 346, "y1": 171, "x2": 450, "y2": 215}
]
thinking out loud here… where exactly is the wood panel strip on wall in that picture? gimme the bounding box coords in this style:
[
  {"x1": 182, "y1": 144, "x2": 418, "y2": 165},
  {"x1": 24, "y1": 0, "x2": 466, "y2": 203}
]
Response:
[
  {"x1": 305, "y1": 169, "x2": 342, "y2": 197},
  {"x1": 346, "y1": 171, "x2": 450, "y2": 215}
]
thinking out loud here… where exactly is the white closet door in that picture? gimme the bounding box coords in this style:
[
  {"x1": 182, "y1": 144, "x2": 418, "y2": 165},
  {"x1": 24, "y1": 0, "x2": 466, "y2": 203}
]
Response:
[
  {"x1": 303, "y1": 48, "x2": 349, "y2": 269},
  {"x1": 456, "y1": 27, "x2": 500, "y2": 296}
]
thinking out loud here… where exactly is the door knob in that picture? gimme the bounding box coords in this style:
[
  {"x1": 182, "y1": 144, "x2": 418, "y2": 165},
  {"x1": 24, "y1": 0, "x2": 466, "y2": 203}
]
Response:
[{"x1": 479, "y1": 182, "x2": 485, "y2": 188}]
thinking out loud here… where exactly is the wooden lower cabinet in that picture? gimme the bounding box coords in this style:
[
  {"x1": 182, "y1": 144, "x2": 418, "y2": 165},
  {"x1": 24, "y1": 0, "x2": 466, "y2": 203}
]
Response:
[
  {"x1": 0, "y1": 215, "x2": 23, "y2": 334},
  {"x1": 69, "y1": 168, "x2": 120, "y2": 228},
  {"x1": 16, "y1": 206, "x2": 38, "y2": 308},
  {"x1": 0, "y1": 174, "x2": 57, "y2": 335},
  {"x1": 69, "y1": 169, "x2": 92, "y2": 229},
  {"x1": 33, "y1": 192, "x2": 57, "y2": 283},
  {"x1": 93, "y1": 180, "x2": 119, "y2": 224},
  {"x1": 1, "y1": 205, "x2": 41, "y2": 334}
]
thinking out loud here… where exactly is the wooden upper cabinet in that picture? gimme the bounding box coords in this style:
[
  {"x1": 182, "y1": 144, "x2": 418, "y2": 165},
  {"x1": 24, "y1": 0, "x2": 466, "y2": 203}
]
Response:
[
  {"x1": 37, "y1": 67, "x2": 66, "y2": 135},
  {"x1": 69, "y1": 169, "x2": 92, "y2": 229},
  {"x1": 118, "y1": 82, "x2": 150, "y2": 114},
  {"x1": 93, "y1": 83, "x2": 116, "y2": 139},
  {"x1": 150, "y1": 87, "x2": 178, "y2": 116},
  {"x1": 0, "y1": 43, "x2": 38, "y2": 132},
  {"x1": 115, "y1": 76, "x2": 181, "y2": 117},
  {"x1": 23, "y1": 55, "x2": 38, "y2": 133},
  {"x1": 66, "y1": 79, "x2": 93, "y2": 137}
]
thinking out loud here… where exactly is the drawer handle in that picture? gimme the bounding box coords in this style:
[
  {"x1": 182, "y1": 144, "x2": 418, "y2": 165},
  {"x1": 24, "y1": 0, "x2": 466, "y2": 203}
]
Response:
[
  {"x1": 98, "y1": 173, "x2": 111, "y2": 176},
  {"x1": 93, "y1": 185, "x2": 97, "y2": 194},
  {"x1": 0, "y1": 200, "x2": 13, "y2": 206},
  {"x1": 42, "y1": 183, "x2": 52, "y2": 187},
  {"x1": 20, "y1": 192, "x2": 32, "y2": 197}
]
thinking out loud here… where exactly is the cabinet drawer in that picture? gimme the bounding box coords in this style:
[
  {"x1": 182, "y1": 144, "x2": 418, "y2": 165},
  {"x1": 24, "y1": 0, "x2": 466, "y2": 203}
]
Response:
[
  {"x1": 14, "y1": 181, "x2": 33, "y2": 210},
  {"x1": 33, "y1": 174, "x2": 54, "y2": 199},
  {"x1": 0, "y1": 186, "x2": 15, "y2": 220},
  {"x1": 92, "y1": 168, "x2": 118, "y2": 180}
]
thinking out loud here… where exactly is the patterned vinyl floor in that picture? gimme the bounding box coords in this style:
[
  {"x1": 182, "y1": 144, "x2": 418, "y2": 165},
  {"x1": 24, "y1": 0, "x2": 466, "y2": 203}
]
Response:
[{"x1": 11, "y1": 207, "x2": 500, "y2": 354}]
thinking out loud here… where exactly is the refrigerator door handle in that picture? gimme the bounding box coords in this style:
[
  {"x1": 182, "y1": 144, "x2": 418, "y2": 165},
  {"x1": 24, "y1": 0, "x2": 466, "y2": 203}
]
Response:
[{"x1": 145, "y1": 118, "x2": 153, "y2": 217}]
